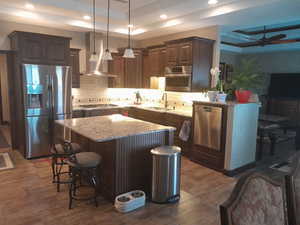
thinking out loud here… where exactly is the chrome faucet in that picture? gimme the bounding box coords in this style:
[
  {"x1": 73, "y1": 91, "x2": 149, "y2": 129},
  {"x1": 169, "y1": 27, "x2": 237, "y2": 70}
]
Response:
[{"x1": 162, "y1": 92, "x2": 168, "y2": 109}]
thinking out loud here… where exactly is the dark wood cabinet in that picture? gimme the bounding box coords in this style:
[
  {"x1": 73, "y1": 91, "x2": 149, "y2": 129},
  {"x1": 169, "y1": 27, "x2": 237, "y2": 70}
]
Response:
[
  {"x1": 164, "y1": 37, "x2": 214, "y2": 90},
  {"x1": 9, "y1": 31, "x2": 71, "y2": 65},
  {"x1": 178, "y1": 42, "x2": 192, "y2": 65},
  {"x1": 148, "y1": 48, "x2": 161, "y2": 76},
  {"x1": 142, "y1": 46, "x2": 166, "y2": 88},
  {"x1": 9, "y1": 31, "x2": 71, "y2": 155},
  {"x1": 125, "y1": 50, "x2": 143, "y2": 88},
  {"x1": 108, "y1": 49, "x2": 143, "y2": 88},
  {"x1": 108, "y1": 55, "x2": 125, "y2": 88},
  {"x1": 127, "y1": 107, "x2": 192, "y2": 156},
  {"x1": 70, "y1": 48, "x2": 81, "y2": 88},
  {"x1": 166, "y1": 44, "x2": 179, "y2": 66},
  {"x1": 142, "y1": 52, "x2": 151, "y2": 88}
]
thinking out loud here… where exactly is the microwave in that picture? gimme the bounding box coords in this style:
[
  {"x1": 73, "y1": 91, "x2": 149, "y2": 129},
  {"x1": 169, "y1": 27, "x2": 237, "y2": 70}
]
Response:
[{"x1": 165, "y1": 66, "x2": 192, "y2": 92}]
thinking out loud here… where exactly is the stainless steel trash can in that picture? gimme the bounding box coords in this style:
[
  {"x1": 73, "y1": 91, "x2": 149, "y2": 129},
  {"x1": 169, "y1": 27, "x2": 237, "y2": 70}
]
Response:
[{"x1": 151, "y1": 146, "x2": 181, "y2": 203}]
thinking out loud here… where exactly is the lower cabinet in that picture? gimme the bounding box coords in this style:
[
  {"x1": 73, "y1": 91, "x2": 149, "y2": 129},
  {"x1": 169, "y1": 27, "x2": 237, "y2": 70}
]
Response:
[{"x1": 127, "y1": 107, "x2": 192, "y2": 156}]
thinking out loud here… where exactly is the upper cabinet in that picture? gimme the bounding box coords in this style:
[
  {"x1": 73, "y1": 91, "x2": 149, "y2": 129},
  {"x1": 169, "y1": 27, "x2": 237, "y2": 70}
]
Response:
[
  {"x1": 165, "y1": 37, "x2": 215, "y2": 90},
  {"x1": 108, "y1": 49, "x2": 143, "y2": 88},
  {"x1": 178, "y1": 42, "x2": 192, "y2": 65},
  {"x1": 148, "y1": 46, "x2": 166, "y2": 76},
  {"x1": 70, "y1": 48, "x2": 81, "y2": 88},
  {"x1": 9, "y1": 31, "x2": 71, "y2": 65}
]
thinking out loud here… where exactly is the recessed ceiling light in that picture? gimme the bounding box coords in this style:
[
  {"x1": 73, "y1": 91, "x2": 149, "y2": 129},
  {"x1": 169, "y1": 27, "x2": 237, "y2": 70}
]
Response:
[
  {"x1": 83, "y1": 15, "x2": 91, "y2": 20},
  {"x1": 25, "y1": 3, "x2": 35, "y2": 10},
  {"x1": 163, "y1": 20, "x2": 181, "y2": 28},
  {"x1": 208, "y1": 0, "x2": 218, "y2": 5},
  {"x1": 160, "y1": 14, "x2": 168, "y2": 20},
  {"x1": 128, "y1": 24, "x2": 134, "y2": 28},
  {"x1": 115, "y1": 28, "x2": 145, "y2": 35}
]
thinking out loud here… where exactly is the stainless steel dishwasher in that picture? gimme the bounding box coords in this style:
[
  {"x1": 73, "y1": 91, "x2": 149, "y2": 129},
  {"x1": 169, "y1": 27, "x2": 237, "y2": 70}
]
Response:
[{"x1": 193, "y1": 105, "x2": 223, "y2": 151}]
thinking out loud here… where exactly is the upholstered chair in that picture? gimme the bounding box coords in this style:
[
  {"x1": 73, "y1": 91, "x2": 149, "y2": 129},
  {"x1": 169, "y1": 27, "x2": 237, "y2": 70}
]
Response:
[
  {"x1": 220, "y1": 172, "x2": 289, "y2": 225},
  {"x1": 285, "y1": 154, "x2": 300, "y2": 225}
]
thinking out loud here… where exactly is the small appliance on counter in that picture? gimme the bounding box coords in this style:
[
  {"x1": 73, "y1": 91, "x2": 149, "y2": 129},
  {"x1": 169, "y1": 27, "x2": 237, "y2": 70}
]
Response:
[{"x1": 115, "y1": 190, "x2": 146, "y2": 213}]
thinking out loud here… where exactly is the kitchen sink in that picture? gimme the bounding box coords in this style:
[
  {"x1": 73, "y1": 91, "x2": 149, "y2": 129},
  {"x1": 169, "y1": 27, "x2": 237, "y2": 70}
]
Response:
[
  {"x1": 146, "y1": 107, "x2": 173, "y2": 111},
  {"x1": 79, "y1": 104, "x2": 118, "y2": 108}
]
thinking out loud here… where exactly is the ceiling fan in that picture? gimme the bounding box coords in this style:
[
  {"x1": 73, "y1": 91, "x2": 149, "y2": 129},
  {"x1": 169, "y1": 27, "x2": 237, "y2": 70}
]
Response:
[{"x1": 239, "y1": 26, "x2": 287, "y2": 47}]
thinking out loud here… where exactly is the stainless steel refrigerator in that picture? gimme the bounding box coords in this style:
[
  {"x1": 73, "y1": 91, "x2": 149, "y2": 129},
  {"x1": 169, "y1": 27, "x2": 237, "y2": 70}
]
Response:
[{"x1": 22, "y1": 64, "x2": 72, "y2": 159}]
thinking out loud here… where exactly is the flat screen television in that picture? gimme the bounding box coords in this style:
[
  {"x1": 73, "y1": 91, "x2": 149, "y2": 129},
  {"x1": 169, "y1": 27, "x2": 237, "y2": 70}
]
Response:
[{"x1": 269, "y1": 73, "x2": 300, "y2": 98}]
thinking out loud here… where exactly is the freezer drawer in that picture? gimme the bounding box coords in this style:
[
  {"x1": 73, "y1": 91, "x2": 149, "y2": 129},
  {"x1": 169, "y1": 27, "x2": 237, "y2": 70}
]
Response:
[
  {"x1": 193, "y1": 105, "x2": 223, "y2": 151},
  {"x1": 25, "y1": 116, "x2": 51, "y2": 158}
]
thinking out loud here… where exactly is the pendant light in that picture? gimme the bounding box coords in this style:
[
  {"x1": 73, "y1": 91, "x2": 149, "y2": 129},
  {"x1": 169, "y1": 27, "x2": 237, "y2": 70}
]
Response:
[
  {"x1": 123, "y1": 0, "x2": 135, "y2": 58},
  {"x1": 89, "y1": 0, "x2": 98, "y2": 62},
  {"x1": 103, "y1": 0, "x2": 113, "y2": 60}
]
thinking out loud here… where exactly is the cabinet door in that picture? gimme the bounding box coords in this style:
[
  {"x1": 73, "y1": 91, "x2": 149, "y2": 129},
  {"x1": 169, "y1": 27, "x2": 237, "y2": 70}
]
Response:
[
  {"x1": 21, "y1": 34, "x2": 45, "y2": 63},
  {"x1": 45, "y1": 38, "x2": 70, "y2": 65},
  {"x1": 70, "y1": 49, "x2": 80, "y2": 88},
  {"x1": 166, "y1": 44, "x2": 179, "y2": 66},
  {"x1": 142, "y1": 54, "x2": 151, "y2": 88},
  {"x1": 125, "y1": 52, "x2": 142, "y2": 88},
  {"x1": 148, "y1": 49, "x2": 160, "y2": 76},
  {"x1": 178, "y1": 42, "x2": 192, "y2": 65},
  {"x1": 108, "y1": 55, "x2": 125, "y2": 88},
  {"x1": 160, "y1": 48, "x2": 167, "y2": 76}
]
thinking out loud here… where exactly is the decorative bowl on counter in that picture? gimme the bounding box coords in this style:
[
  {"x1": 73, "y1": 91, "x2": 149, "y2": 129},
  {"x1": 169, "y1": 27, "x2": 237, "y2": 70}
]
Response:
[{"x1": 115, "y1": 190, "x2": 146, "y2": 213}]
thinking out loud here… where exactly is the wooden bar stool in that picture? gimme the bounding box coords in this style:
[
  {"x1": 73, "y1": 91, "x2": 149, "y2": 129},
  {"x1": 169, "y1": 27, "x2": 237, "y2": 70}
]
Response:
[
  {"x1": 66, "y1": 152, "x2": 102, "y2": 209},
  {"x1": 51, "y1": 142, "x2": 81, "y2": 192}
]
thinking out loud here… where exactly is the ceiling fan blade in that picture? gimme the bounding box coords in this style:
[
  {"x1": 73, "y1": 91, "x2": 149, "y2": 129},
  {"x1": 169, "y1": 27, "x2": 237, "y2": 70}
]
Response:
[
  {"x1": 271, "y1": 38, "x2": 300, "y2": 44},
  {"x1": 266, "y1": 34, "x2": 287, "y2": 42},
  {"x1": 238, "y1": 41, "x2": 262, "y2": 47}
]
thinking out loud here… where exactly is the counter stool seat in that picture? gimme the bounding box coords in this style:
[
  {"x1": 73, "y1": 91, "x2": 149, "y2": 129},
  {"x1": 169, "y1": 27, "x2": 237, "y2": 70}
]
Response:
[
  {"x1": 67, "y1": 152, "x2": 102, "y2": 168},
  {"x1": 67, "y1": 152, "x2": 102, "y2": 209},
  {"x1": 51, "y1": 142, "x2": 82, "y2": 192}
]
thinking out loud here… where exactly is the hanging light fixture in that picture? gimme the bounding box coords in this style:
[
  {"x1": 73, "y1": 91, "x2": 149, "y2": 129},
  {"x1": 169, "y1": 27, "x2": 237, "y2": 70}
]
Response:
[
  {"x1": 103, "y1": 0, "x2": 113, "y2": 60},
  {"x1": 89, "y1": 0, "x2": 98, "y2": 62},
  {"x1": 123, "y1": 0, "x2": 135, "y2": 58}
]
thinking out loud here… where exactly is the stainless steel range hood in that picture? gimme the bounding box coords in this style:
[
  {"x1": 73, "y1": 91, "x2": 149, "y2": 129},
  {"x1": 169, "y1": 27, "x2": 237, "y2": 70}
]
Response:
[{"x1": 83, "y1": 32, "x2": 116, "y2": 77}]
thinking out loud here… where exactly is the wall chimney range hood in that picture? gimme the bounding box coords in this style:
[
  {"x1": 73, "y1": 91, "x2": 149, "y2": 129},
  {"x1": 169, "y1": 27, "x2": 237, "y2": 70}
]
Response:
[{"x1": 83, "y1": 32, "x2": 116, "y2": 77}]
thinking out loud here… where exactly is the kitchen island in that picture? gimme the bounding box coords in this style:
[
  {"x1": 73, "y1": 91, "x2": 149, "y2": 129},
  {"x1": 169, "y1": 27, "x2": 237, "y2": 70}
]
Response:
[{"x1": 55, "y1": 114, "x2": 176, "y2": 201}]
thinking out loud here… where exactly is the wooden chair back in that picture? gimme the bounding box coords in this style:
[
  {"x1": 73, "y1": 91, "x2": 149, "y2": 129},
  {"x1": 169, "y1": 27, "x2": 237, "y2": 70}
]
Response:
[{"x1": 285, "y1": 154, "x2": 300, "y2": 225}]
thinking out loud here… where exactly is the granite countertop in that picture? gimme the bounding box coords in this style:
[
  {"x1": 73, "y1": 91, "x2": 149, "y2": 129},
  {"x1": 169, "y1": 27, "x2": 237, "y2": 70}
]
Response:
[
  {"x1": 73, "y1": 103, "x2": 193, "y2": 118},
  {"x1": 56, "y1": 114, "x2": 176, "y2": 142}
]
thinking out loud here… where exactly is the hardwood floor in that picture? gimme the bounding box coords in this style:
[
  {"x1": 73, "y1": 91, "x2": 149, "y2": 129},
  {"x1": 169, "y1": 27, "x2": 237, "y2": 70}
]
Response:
[{"x1": 0, "y1": 149, "x2": 235, "y2": 225}]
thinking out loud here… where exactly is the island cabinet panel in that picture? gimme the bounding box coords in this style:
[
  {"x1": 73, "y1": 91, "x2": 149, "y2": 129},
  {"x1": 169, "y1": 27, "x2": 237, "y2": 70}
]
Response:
[
  {"x1": 70, "y1": 48, "x2": 81, "y2": 88},
  {"x1": 68, "y1": 129, "x2": 173, "y2": 201}
]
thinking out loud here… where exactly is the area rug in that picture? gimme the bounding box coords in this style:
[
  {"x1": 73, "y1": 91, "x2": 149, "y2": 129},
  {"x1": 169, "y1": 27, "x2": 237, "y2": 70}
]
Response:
[
  {"x1": 0, "y1": 130, "x2": 9, "y2": 148},
  {"x1": 0, "y1": 152, "x2": 14, "y2": 171}
]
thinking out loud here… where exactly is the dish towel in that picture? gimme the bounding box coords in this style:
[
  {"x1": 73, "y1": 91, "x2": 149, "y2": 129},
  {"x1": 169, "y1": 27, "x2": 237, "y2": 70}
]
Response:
[{"x1": 179, "y1": 120, "x2": 191, "y2": 142}]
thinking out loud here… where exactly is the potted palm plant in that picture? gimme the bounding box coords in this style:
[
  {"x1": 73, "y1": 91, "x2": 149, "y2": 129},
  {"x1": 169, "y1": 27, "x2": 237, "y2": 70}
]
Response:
[{"x1": 229, "y1": 58, "x2": 265, "y2": 103}]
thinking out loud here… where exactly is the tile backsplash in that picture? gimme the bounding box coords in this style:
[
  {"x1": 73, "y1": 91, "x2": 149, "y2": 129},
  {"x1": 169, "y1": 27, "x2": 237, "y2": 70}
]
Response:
[{"x1": 72, "y1": 76, "x2": 208, "y2": 109}]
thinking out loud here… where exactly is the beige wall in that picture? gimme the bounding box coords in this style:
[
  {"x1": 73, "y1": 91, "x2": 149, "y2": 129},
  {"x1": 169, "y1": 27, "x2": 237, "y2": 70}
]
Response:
[
  {"x1": 0, "y1": 54, "x2": 10, "y2": 122},
  {"x1": 140, "y1": 25, "x2": 221, "y2": 67}
]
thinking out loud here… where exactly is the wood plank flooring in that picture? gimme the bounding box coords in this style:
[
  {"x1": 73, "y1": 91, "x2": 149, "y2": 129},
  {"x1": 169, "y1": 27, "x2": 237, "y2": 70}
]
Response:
[{"x1": 0, "y1": 150, "x2": 235, "y2": 225}]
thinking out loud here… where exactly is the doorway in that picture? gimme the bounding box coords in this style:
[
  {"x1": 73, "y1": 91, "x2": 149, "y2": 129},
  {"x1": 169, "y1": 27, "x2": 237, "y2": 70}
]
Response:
[{"x1": 0, "y1": 52, "x2": 12, "y2": 149}]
